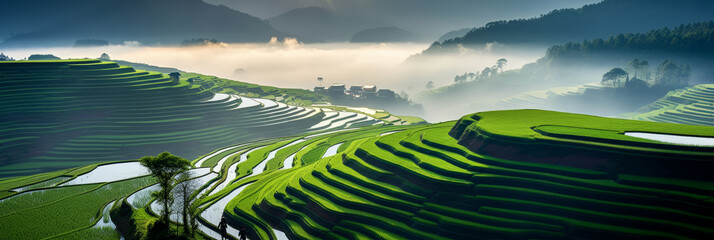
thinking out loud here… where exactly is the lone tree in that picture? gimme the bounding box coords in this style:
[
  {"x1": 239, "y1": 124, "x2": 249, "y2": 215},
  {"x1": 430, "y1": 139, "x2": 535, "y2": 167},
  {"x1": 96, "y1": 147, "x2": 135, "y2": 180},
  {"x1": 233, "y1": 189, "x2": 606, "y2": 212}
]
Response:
[
  {"x1": 317, "y1": 77, "x2": 324, "y2": 86},
  {"x1": 495, "y1": 58, "x2": 508, "y2": 73},
  {"x1": 602, "y1": 68, "x2": 628, "y2": 88},
  {"x1": 425, "y1": 81, "x2": 434, "y2": 89},
  {"x1": 140, "y1": 152, "x2": 191, "y2": 223},
  {"x1": 175, "y1": 171, "x2": 200, "y2": 236},
  {"x1": 627, "y1": 58, "x2": 650, "y2": 80}
]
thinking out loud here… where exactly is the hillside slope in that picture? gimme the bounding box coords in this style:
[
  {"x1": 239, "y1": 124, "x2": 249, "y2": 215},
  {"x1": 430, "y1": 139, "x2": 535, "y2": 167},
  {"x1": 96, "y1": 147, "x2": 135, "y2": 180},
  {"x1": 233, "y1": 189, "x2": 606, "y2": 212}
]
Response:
[
  {"x1": 633, "y1": 84, "x2": 714, "y2": 126},
  {"x1": 221, "y1": 109, "x2": 714, "y2": 239},
  {"x1": 0, "y1": 60, "x2": 382, "y2": 177},
  {"x1": 2, "y1": 110, "x2": 713, "y2": 239},
  {"x1": 417, "y1": 22, "x2": 714, "y2": 122},
  {"x1": 426, "y1": 0, "x2": 714, "y2": 52}
]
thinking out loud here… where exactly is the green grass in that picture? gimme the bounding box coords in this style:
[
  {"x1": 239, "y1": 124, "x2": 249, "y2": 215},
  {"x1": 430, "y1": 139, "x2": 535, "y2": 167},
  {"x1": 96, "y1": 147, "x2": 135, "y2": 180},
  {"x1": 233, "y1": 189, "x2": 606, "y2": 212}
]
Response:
[
  {"x1": 0, "y1": 164, "x2": 97, "y2": 199},
  {"x1": 0, "y1": 176, "x2": 153, "y2": 239},
  {"x1": 450, "y1": 109, "x2": 714, "y2": 180},
  {"x1": 0, "y1": 184, "x2": 98, "y2": 217},
  {"x1": 52, "y1": 226, "x2": 121, "y2": 240},
  {"x1": 180, "y1": 72, "x2": 328, "y2": 107},
  {"x1": 314, "y1": 105, "x2": 428, "y2": 125}
]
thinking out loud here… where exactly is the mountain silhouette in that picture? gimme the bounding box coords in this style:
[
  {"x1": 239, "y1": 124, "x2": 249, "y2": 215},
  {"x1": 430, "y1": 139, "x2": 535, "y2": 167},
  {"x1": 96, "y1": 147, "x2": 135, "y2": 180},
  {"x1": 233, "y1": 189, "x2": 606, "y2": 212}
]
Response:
[{"x1": 1, "y1": 0, "x2": 284, "y2": 47}]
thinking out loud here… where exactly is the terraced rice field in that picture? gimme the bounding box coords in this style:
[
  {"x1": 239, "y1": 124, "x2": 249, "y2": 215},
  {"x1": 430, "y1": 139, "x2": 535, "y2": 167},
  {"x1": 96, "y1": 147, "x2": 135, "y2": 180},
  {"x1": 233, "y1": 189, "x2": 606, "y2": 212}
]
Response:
[
  {"x1": 2, "y1": 110, "x2": 713, "y2": 239},
  {"x1": 3, "y1": 60, "x2": 713, "y2": 239},
  {"x1": 0, "y1": 161, "x2": 154, "y2": 239},
  {"x1": 0, "y1": 60, "x2": 381, "y2": 177},
  {"x1": 181, "y1": 110, "x2": 713, "y2": 239},
  {"x1": 187, "y1": 125, "x2": 415, "y2": 239},
  {"x1": 633, "y1": 84, "x2": 714, "y2": 126},
  {"x1": 493, "y1": 82, "x2": 604, "y2": 110},
  {"x1": 313, "y1": 105, "x2": 427, "y2": 125}
]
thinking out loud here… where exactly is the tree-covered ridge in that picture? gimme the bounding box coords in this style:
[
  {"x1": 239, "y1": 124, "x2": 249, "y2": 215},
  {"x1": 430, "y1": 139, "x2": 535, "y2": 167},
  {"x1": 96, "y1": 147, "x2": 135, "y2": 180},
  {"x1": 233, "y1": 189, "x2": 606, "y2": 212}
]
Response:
[
  {"x1": 416, "y1": 20, "x2": 714, "y2": 121},
  {"x1": 547, "y1": 21, "x2": 714, "y2": 59},
  {"x1": 425, "y1": 0, "x2": 714, "y2": 54}
]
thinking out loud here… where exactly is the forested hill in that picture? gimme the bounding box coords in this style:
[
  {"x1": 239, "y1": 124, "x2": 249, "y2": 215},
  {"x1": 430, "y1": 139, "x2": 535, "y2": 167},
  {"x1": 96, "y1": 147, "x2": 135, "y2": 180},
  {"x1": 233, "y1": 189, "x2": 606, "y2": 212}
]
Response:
[
  {"x1": 545, "y1": 22, "x2": 714, "y2": 60},
  {"x1": 416, "y1": 21, "x2": 714, "y2": 121},
  {"x1": 426, "y1": 0, "x2": 714, "y2": 53}
]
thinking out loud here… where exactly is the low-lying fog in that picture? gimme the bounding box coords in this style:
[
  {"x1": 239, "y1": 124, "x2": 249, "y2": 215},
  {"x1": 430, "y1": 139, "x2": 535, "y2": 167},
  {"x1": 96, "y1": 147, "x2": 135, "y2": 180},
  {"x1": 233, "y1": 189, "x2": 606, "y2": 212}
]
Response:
[
  {"x1": 4, "y1": 40, "x2": 543, "y2": 92},
  {"x1": 4, "y1": 39, "x2": 549, "y2": 121}
]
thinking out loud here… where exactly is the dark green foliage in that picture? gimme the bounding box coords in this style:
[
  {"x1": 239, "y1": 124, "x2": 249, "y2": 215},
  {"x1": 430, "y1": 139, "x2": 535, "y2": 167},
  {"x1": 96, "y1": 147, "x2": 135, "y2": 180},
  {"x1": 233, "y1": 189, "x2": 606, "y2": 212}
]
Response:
[
  {"x1": 546, "y1": 22, "x2": 714, "y2": 59},
  {"x1": 419, "y1": 21, "x2": 711, "y2": 119},
  {"x1": 112, "y1": 200, "x2": 208, "y2": 240},
  {"x1": 140, "y1": 152, "x2": 190, "y2": 223},
  {"x1": 654, "y1": 59, "x2": 691, "y2": 88},
  {"x1": 602, "y1": 67, "x2": 628, "y2": 88},
  {"x1": 427, "y1": 0, "x2": 714, "y2": 52}
]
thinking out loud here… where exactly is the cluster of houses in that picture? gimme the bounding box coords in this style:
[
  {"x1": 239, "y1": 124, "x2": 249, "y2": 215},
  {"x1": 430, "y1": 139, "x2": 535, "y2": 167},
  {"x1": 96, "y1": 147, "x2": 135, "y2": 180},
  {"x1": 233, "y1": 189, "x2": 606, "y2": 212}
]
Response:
[{"x1": 314, "y1": 84, "x2": 395, "y2": 100}]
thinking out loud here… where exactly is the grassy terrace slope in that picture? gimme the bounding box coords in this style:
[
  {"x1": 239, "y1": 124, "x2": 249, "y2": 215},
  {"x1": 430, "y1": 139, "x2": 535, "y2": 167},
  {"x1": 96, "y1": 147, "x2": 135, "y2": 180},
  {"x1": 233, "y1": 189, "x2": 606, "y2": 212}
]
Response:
[
  {"x1": 633, "y1": 84, "x2": 714, "y2": 126},
  {"x1": 452, "y1": 110, "x2": 714, "y2": 180},
  {"x1": 221, "y1": 110, "x2": 714, "y2": 240},
  {"x1": 0, "y1": 125, "x2": 412, "y2": 240},
  {"x1": 0, "y1": 60, "x2": 380, "y2": 177},
  {"x1": 2, "y1": 110, "x2": 713, "y2": 239}
]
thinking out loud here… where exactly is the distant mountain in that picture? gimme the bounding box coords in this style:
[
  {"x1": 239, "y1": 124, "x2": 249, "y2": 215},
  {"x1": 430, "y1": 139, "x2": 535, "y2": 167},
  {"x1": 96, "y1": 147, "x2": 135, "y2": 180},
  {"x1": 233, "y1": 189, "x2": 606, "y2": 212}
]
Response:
[
  {"x1": 267, "y1": 7, "x2": 349, "y2": 42},
  {"x1": 0, "y1": 0, "x2": 109, "y2": 41},
  {"x1": 426, "y1": 0, "x2": 714, "y2": 53},
  {"x1": 350, "y1": 27, "x2": 419, "y2": 43},
  {"x1": 438, "y1": 28, "x2": 472, "y2": 42},
  {"x1": 1, "y1": 0, "x2": 284, "y2": 47},
  {"x1": 205, "y1": 0, "x2": 600, "y2": 42}
]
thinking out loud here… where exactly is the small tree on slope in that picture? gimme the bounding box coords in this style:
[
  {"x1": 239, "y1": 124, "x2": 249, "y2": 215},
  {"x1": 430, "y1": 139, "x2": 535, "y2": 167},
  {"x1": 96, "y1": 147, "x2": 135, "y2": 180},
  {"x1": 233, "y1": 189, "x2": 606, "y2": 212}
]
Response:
[
  {"x1": 140, "y1": 152, "x2": 191, "y2": 223},
  {"x1": 175, "y1": 171, "x2": 200, "y2": 236}
]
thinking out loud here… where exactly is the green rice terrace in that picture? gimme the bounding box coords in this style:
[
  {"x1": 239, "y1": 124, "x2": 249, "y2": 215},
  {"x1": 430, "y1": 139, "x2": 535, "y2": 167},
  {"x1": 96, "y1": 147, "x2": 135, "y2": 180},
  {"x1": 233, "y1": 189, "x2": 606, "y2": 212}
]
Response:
[
  {"x1": 0, "y1": 60, "x2": 388, "y2": 178},
  {"x1": 633, "y1": 84, "x2": 714, "y2": 126},
  {"x1": 2, "y1": 108, "x2": 713, "y2": 239}
]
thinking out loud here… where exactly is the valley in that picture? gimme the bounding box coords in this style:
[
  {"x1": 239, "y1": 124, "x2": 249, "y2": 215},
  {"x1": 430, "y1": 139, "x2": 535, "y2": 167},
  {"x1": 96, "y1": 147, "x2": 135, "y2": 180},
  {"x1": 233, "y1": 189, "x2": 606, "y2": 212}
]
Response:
[{"x1": 2, "y1": 0, "x2": 714, "y2": 239}]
